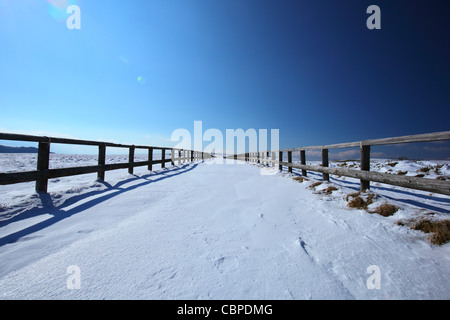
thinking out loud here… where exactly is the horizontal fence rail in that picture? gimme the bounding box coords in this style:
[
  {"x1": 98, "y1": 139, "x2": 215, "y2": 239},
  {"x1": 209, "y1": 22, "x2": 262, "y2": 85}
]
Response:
[
  {"x1": 231, "y1": 131, "x2": 450, "y2": 196},
  {"x1": 0, "y1": 132, "x2": 212, "y2": 193}
]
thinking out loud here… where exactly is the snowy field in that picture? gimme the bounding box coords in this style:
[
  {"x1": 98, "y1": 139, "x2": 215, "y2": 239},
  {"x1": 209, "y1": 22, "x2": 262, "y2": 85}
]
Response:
[{"x1": 0, "y1": 154, "x2": 449, "y2": 299}]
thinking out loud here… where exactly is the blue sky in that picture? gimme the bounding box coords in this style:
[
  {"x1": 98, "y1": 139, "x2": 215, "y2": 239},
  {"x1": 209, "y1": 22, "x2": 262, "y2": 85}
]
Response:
[{"x1": 0, "y1": 0, "x2": 449, "y2": 158}]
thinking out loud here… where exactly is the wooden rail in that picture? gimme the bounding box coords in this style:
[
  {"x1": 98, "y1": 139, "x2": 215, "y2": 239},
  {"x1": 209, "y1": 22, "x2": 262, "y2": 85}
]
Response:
[
  {"x1": 0, "y1": 132, "x2": 211, "y2": 193},
  {"x1": 232, "y1": 131, "x2": 450, "y2": 196}
]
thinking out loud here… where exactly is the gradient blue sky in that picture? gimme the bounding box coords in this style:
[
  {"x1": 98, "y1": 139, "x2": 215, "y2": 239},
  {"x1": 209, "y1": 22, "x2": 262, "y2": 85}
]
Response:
[{"x1": 0, "y1": 0, "x2": 449, "y2": 158}]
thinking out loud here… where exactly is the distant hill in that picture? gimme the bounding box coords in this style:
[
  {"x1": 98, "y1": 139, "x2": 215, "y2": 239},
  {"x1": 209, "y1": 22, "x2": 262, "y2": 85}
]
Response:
[{"x1": 0, "y1": 145, "x2": 39, "y2": 153}]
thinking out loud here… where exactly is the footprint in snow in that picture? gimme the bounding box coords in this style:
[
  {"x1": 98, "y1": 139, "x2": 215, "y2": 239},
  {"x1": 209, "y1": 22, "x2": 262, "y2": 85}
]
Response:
[
  {"x1": 213, "y1": 256, "x2": 238, "y2": 273},
  {"x1": 294, "y1": 237, "x2": 309, "y2": 255},
  {"x1": 17, "y1": 235, "x2": 44, "y2": 242},
  {"x1": 77, "y1": 229, "x2": 94, "y2": 234}
]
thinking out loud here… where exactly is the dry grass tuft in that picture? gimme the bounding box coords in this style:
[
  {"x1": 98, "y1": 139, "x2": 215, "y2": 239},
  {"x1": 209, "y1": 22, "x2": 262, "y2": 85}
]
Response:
[
  {"x1": 293, "y1": 176, "x2": 308, "y2": 183},
  {"x1": 346, "y1": 191, "x2": 397, "y2": 217},
  {"x1": 309, "y1": 182, "x2": 322, "y2": 189},
  {"x1": 369, "y1": 203, "x2": 398, "y2": 217},
  {"x1": 418, "y1": 166, "x2": 431, "y2": 173},
  {"x1": 397, "y1": 171, "x2": 408, "y2": 175},
  {"x1": 411, "y1": 219, "x2": 450, "y2": 246},
  {"x1": 396, "y1": 216, "x2": 450, "y2": 246},
  {"x1": 346, "y1": 192, "x2": 375, "y2": 210},
  {"x1": 345, "y1": 191, "x2": 360, "y2": 201},
  {"x1": 396, "y1": 220, "x2": 406, "y2": 227},
  {"x1": 387, "y1": 162, "x2": 398, "y2": 167},
  {"x1": 323, "y1": 186, "x2": 338, "y2": 195},
  {"x1": 434, "y1": 164, "x2": 444, "y2": 175},
  {"x1": 347, "y1": 196, "x2": 367, "y2": 209}
]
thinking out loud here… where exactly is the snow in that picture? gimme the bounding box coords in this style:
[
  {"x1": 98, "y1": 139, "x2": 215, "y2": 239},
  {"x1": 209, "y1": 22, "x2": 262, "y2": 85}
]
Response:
[{"x1": 0, "y1": 155, "x2": 449, "y2": 299}]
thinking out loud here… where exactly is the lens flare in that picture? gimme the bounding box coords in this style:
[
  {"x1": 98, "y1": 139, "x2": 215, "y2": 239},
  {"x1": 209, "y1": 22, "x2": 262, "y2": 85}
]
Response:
[
  {"x1": 47, "y1": 0, "x2": 78, "y2": 21},
  {"x1": 137, "y1": 76, "x2": 146, "y2": 84}
]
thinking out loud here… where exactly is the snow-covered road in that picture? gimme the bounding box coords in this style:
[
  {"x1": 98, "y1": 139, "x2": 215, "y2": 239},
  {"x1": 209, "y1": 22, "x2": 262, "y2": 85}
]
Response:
[{"x1": 0, "y1": 159, "x2": 449, "y2": 299}]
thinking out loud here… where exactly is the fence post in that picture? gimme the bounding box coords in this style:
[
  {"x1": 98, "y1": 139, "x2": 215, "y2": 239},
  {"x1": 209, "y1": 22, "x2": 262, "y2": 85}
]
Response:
[
  {"x1": 360, "y1": 144, "x2": 371, "y2": 191},
  {"x1": 148, "y1": 147, "x2": 153, "y2": 171},
  {"x1": 279, "y1": 151, "x2": 283, "y2": 171},
  {"x1": 161, "y1": 149, "x2": 166, "y2": 168},
  {"x1": 98, "y1": 143, "x2": 106, "y2": 181},
  {"x1": 128, "y1": 145, "x2": 135, "y2": 174},
  {"x1": 36, "y1": 141, "x2": 50, "y2": 193},
  {"x1": 300, "y1": 150, "x2": 307, "y2": 177},
  {"x1": 322, "y1": 149, "x2": 329, "y2": 181},
  {"x1": 191, "y1": 150, "x2": 194, "y2": 162},
  {"x1": 288, "y1": 151, "x2": 292, "y2": 173}
]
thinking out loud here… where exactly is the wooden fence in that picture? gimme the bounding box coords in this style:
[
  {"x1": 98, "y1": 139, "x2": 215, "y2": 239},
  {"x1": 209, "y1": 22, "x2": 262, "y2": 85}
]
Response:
[
  {"x1": 1, "y1": 131, "x2": 449, "y2": 196},
  {"x1": 0, "y1": 132, "x2": 211, "y2": 193},
  {"x1": 232, "y1": 131, "x2": 450, "y2": 196}
]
